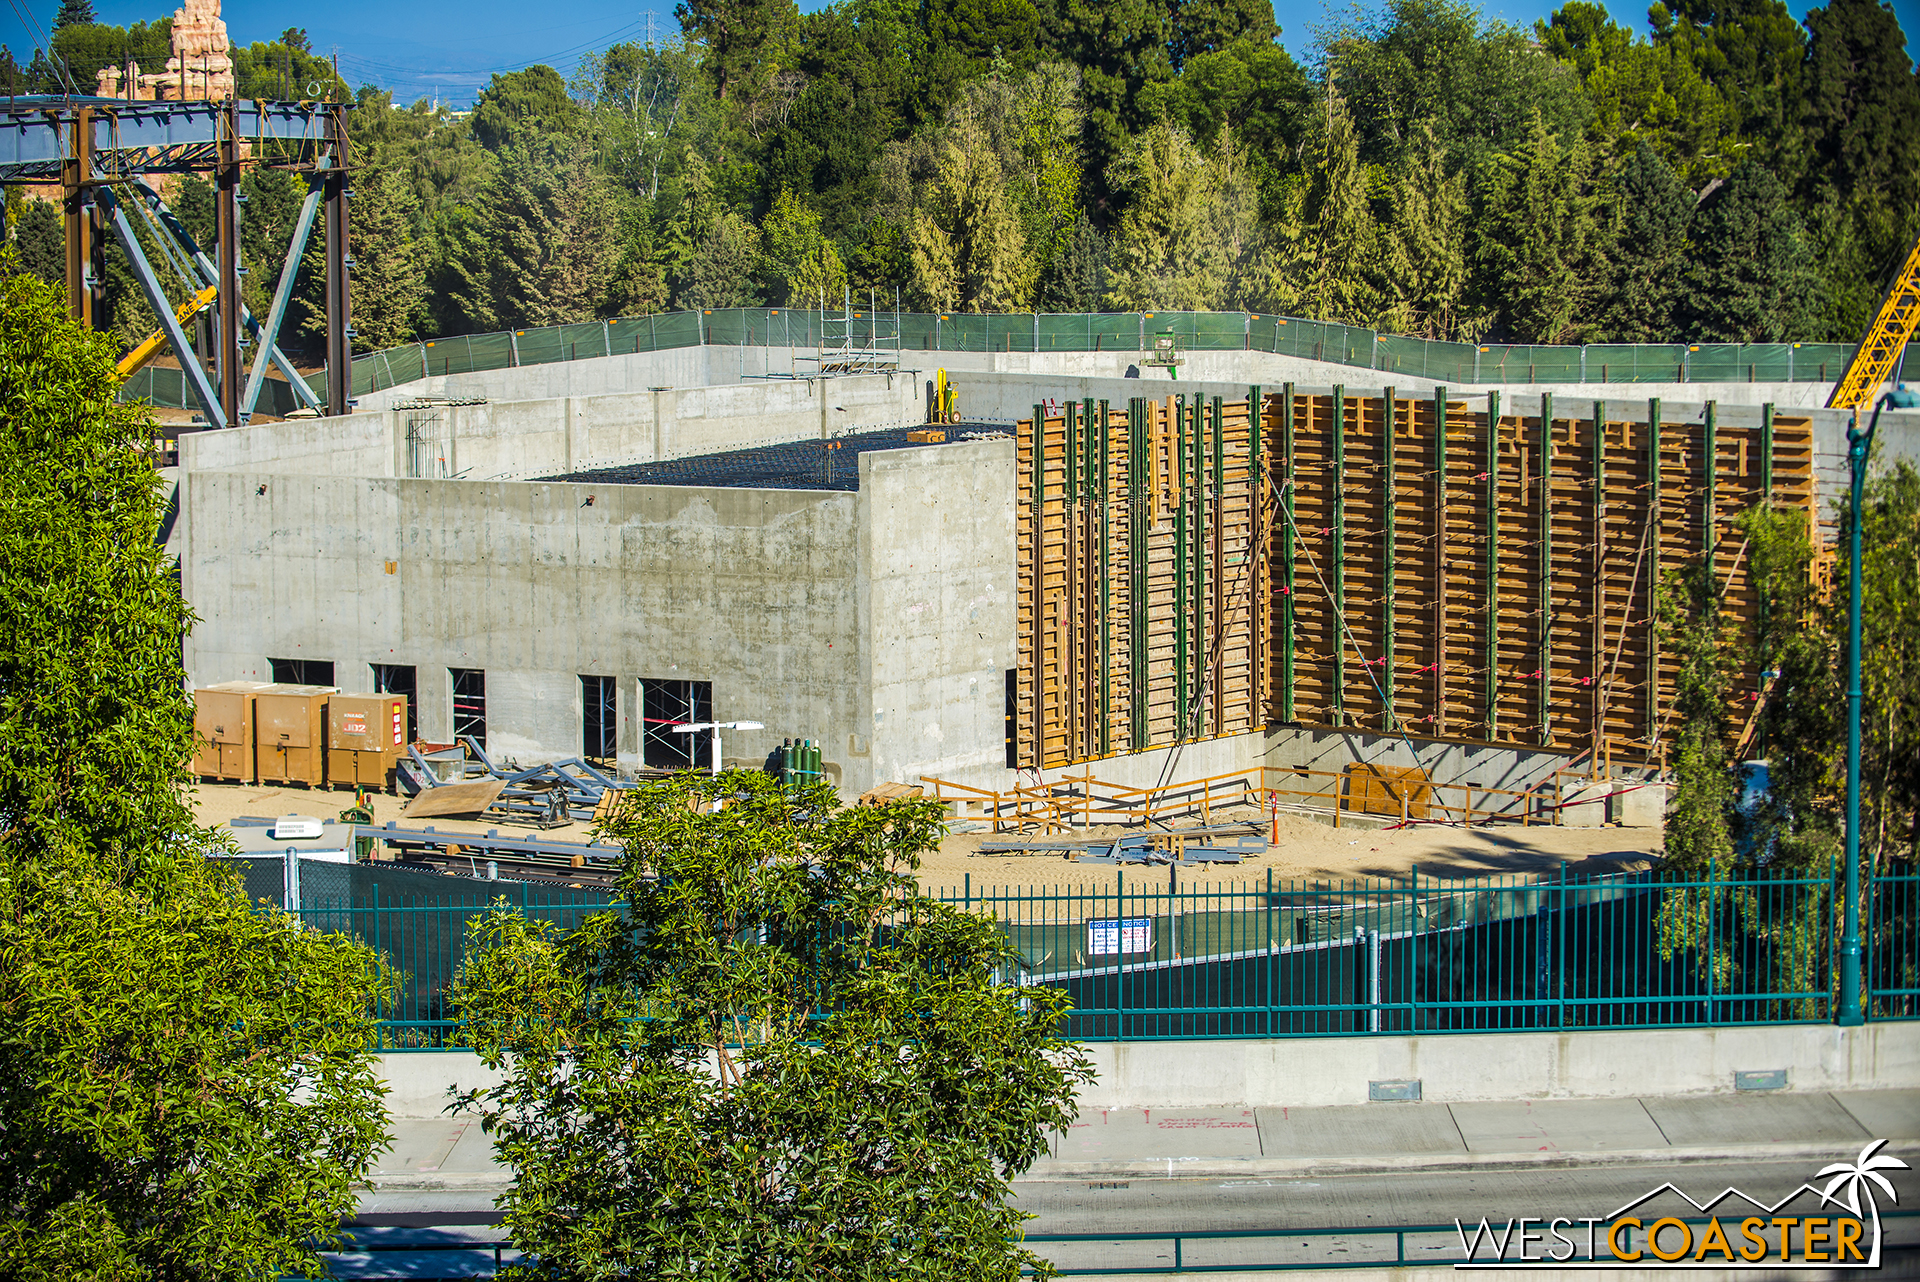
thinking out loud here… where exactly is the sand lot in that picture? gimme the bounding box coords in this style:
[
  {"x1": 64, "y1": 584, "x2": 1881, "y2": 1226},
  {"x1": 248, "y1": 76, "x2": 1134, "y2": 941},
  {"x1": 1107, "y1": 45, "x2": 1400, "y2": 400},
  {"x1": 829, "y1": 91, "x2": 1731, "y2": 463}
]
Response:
[{"x1": 194, "y1": 781, "x2": 1657, "y2": 891}]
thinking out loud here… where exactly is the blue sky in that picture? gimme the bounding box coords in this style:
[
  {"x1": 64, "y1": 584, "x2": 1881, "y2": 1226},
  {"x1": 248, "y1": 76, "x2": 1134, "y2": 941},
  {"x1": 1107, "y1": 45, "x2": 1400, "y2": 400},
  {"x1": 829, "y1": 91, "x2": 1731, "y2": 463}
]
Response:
[{"x1": 3, "y1": 0, "x2": 1914, "y2": 109}]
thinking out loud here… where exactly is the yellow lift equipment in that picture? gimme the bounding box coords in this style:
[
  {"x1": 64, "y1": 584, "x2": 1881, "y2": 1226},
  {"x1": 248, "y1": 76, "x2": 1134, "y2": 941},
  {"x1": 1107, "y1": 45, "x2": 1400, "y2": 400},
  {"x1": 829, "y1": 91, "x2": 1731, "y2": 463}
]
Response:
[
  {"x1": 1827, "y1": 235, "x2": 1920, "y2": 411},
  {"x1": 115, "y1": 284, "x2": 219, "y2": 379}
]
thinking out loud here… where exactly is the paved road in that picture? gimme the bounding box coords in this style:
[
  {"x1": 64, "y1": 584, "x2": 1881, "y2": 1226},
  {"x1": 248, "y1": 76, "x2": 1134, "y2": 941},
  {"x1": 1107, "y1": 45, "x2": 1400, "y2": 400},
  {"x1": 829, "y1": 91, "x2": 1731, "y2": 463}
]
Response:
[{"x1": 340, "y1": 1158, "x2": 1919, "y2": 1277}]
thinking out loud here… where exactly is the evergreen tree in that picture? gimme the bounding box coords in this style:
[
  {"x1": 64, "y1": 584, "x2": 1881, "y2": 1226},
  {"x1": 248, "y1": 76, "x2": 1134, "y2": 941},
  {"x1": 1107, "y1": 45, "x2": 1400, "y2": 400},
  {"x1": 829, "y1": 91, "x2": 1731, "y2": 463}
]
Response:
[
  {"x1": 681, "y1": 210, "x2": 764, "y2": 308},
  {"x1": 677, "y1": 0, "x2": 800, "y2": 105},
  {"x1": 759, "y1": 188, "x2": 848, "y2": 307},
  {"x1": 903, "y1": 112, "x2": 1030, "y2": 311},
  {"x1": 1035, "y1": 210, "x2": 1110, "y2": 310},
  {"x1": 471, "y1": 66, "x2": 583, "y2": 152},
  {"x1": 8, "y1": 198, "x2": 64, "y2": 290},
  {"x1": 53, "y1": 0, "x2": 94, "y2": 30},
  {"x1": 348, "y1": 168, "x2": 429, "y2": 350},
  {"x1": 1649, "y1": 0, "x2": 1807, "y2": 181},
  {"x1": 1591, "y1": 144, "x2": 1692, "y2": 342},
  {"x1": 1472, "y1": 109, "x2": 1593, "y2": 342},
  {"x1": 1301, "y1": 83, "x2": 1381, "y2": 327},
  {"x1": 1681, "y1": 157, "x2": 1815, "y2": 342},
  {"x1": 1380, "y1": 123, "x2": 1470, "y2": 339}
]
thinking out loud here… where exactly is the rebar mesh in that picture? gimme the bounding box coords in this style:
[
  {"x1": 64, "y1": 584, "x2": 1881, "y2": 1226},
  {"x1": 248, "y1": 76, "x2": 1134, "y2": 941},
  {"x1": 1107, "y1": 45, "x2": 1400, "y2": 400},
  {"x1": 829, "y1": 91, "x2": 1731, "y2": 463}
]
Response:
[{"x1": 539, "y1": 426, "x2": 1009, "y2": 492}]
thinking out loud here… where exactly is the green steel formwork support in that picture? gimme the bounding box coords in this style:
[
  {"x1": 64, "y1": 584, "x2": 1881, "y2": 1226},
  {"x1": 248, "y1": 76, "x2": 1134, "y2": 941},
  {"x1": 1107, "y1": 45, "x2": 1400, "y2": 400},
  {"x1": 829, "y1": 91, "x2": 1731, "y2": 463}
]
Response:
[
  {"x1": 1176, "y1": 395, "x2": 1189, "y2": 735},
  {"x1": 1433, "y1": 386, "x2": 1449, "y2": 734},
  {"x1": 1211, "y1": 394, "x2": 1225, "y2": 738},
  {"x1": 1485, "y1": 390, "x2": 1501, "y2": 737},
  {"x1": 1130, "y1": 398, "x2": 1149, "y2": 750},
  {"x1": 1538, "y1": 393, "x2": 1553, "y2": 741},
  {"x1": 1098, "y1": 397, "x2": 1112, "y2": 758},
  {"x1": 1761, "y1": 402, "x2": 1775, "y2": 499},
  {"x1": 1646, "y1": 397, "x2": 1663, "y2": 746},
  {"x1": 1383, "y1": 388, "x2": 1398, "y2": 729},
  {"x1": 1593, "y1": 399, "x2": 1606, "y2": 747},
  {"x1": 1066, "y1": 400, "x2": 1079, "y2": 759},
  {"x1": 1192, "y1": 395, "x2": 1207, "y2": 733},
  {"x1": 1281, "y1": 384, "x2": 1297, "y2": 723},
  {"x1": 1703, "y1": 400, "x2": 1718, "y2": 558},
  {"x1": 1032, "y1": 402, "x2": 1047, "y2": 768},
  {"x1": 1333, "y1": 384, "x2": 1347, "y2": 727},
  {"x1": 1249, "y1": 385, "x2": 1264, "y2": 725}
]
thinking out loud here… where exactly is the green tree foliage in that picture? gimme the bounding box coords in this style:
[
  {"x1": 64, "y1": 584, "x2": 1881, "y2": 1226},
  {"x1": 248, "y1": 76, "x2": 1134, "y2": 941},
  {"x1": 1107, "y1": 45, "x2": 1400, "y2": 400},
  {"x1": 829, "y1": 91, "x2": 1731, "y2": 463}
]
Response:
[
  {"x1": 1590, "y1": 144, "x2": 1691, "y2": 341},
  {"x1": 1681, "y1": 157, "x2": 1815, "y2": 341},
  {"x1": 1471, "y1": 110, "x2": 1598, "y2": 343},
  {"x1": 448, "y1": 137, "x2": 624, "y2": 330},
  {"x1": 678, "y1": 0, "x2": 800, "y2": 107},
  {"x1": 452, "y1": 771, "x2": 1093, "y2": 1281},
  {"x1": 472, "y1": 66, "x2": 583, "y2": 152},
  {"x1": 6, "y1": 198, "x2": 63, "y2": 290},
  {"x1": 53, "y1": 0, "x2": 94, "y2": 30},
  {"x1": 0, "y1": 257, "x2": 392, "y2": 1280},
  {"x1": 347, "y1": 167, "x2": 430, "y2": 349},
  {"x1": 683, "y1": 209, "x2": 765, "y2": 308},
  {"x1": 1377, "y1": 122, "x2": 1471, "y2": 339},
  {"x1": 1657, "y1": 559, "x2": 1738, "y2": 871},
  {"x1": 38, "y1": 16, "x2": 171, "y2": 94},
  {"x1": 1649, "y1": 0, "x2": 1807, "y2": 179},
  {"x1": 759, "y1": 187, "x2": 848, "y2": 305}
]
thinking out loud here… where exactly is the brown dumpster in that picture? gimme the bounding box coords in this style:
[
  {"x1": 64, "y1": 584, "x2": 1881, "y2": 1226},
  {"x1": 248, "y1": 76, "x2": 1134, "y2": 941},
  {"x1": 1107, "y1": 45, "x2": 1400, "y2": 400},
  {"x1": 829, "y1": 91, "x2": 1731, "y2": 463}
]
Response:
[
  {"x1": 328, "y1": 692, "x2": 408, "y2": 792},
  {"x1": 192, "y1": 681, "x2": 271, "y2": 782},
  {"x1": 254, "y1": 683, "x2": 335, "y2": 786}
]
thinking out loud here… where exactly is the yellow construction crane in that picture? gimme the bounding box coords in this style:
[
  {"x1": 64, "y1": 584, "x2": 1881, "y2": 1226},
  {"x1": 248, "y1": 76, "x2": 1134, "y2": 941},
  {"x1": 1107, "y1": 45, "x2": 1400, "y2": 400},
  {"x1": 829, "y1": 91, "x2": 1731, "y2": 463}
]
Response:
[
  {"x1": 115, "y1": 284, "x2": 219, "y2": 379},
  {"x1": 1827, "y1": 234, "x2": 1920, "y2": 410}
]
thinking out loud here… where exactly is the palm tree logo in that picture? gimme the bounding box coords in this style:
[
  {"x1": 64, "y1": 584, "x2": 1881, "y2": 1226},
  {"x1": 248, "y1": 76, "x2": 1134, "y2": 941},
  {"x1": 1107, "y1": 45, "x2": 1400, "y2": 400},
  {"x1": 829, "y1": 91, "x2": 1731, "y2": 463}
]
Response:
[{"x1": 1817, "y1": 1139, "x2": 1910, "y2": 1267}]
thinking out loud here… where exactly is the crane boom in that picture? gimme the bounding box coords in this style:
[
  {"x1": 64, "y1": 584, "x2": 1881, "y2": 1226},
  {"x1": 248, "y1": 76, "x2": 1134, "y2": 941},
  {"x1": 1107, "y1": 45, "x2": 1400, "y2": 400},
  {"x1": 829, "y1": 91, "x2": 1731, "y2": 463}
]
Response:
[
  {"x1": 1827, "y1": 235, "x2": 1920, "y2": 410},
  {"x1": 115, "y1": 285, "x2": 220, "y2": 380}
]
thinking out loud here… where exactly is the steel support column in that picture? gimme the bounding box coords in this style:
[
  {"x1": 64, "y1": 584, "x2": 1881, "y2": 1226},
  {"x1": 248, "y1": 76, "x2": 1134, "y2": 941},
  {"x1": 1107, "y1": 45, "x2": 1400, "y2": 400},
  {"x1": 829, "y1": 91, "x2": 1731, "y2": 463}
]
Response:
[
  {"x1": 1703, "y1": 400, "x2": 1718, "y2": 558},
  {"x1": 1130, "y1": 398, "x2": 1149, "y2": 750},
  {"x1": 323, "y1": 104, "x2": 352, "y2": 415},
  {"x1": 1281, "y1": 384, "x2": 1297, "y2": 723},
  {"x1": 1098, "y1": 398, "x2": 1112, "y2": 758},
  {"x1": 1332, "y1": 384, "x2": 1347, "y2": 727},
  {"x1": 62, "y1": 107, "x2": 93, "y2": 325},
  {"x1": 1761, "y1": 402, "x2": 1775, "y2": 499},
  {"x1": 1175, "y1": 395, "x2": 1189, "y2": 736},
  {"x1": 1592, "y1": 400, "x2": 1607, "y2": 755},
  {"x1": 241, "y1": 157, "x2": 327, "y2": 421},
  {"x1": 1538, "y1": 394, "x2": 1553, "y2": 743},
  {"x1": 1248, "y1": 385, "x2": 1265, "y2": 723},
  {"x1": 1646, "y1": 398, "x2": 1663, "y2": 745},
  {"x1": 216, "y1": 103, "x2": 242, "y2": 428},
  {"x1": 1211, "y1": 394, "x2": 1225, "y2": 738},
  {"x1": 1031, "y1": 402, "x2": 1047, "y2": 768}
]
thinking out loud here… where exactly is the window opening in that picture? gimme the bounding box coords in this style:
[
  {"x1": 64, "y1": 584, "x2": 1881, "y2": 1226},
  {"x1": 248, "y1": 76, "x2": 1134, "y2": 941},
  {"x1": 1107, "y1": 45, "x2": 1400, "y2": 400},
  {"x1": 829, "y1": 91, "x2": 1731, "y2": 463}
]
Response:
[
  {"x1": 450, "y1": 668, "x2": 487, "y2": 746},
  {"x1": 270, "y1": 658, "x2": 334, "y2": 687},
  {"x1": 581, "y1": 675, "x2": 617, "y2": 766},
  {"x1": 373, "y1": 663, "x2": 418, "y2": 744},
  {"x1": 641, "y1": 679, "x2": 712, "y2": 769}
]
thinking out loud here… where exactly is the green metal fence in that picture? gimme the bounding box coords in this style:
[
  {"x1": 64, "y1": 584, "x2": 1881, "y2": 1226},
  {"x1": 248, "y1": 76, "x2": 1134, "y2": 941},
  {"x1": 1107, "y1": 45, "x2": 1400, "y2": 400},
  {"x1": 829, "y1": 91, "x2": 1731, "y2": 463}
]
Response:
[
  {"x1": 118, "y1": 310, "x2": 1856, "y2": 413},
  {"x1": 290, "y1": 863, "x2": 1916, "y2": 1049}
]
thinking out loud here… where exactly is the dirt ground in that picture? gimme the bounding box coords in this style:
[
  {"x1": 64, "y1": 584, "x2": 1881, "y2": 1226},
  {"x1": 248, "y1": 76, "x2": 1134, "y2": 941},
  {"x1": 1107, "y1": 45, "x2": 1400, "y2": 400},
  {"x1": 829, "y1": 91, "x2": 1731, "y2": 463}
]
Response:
[{"x1": 192, "y1": 783, "x2": 1657, "y2": 890}]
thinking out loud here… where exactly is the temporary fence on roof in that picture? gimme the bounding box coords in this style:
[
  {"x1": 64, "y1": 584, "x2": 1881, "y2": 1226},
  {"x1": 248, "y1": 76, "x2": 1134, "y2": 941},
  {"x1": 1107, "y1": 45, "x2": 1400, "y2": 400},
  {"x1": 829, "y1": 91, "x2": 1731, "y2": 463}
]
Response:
[{"x1": 117, "y1": 309, "x2": 1857, "y2": 412}]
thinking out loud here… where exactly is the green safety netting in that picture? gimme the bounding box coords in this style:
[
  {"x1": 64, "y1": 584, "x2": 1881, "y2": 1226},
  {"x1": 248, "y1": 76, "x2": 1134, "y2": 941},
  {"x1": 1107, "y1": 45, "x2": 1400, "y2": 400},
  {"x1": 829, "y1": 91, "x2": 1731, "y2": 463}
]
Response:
[{"x1": 122, "y1": 309, "x2": 1858, "y2": 413}]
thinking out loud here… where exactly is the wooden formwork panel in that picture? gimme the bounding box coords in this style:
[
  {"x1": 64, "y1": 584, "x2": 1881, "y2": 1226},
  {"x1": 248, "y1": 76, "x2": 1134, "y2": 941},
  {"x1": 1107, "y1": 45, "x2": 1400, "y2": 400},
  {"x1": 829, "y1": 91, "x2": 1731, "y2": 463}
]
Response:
[{"x1": 1015, "y1": 390, "x2": 1814, "y2": 770}]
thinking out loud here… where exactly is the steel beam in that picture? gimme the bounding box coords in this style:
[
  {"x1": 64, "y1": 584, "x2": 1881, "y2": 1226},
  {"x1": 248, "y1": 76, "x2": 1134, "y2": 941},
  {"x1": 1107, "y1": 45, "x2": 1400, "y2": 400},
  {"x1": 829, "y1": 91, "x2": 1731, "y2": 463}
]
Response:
[
  {"x1": 1592, "y1": 400, "x2": 1607, "y2": 755},
  {"x1": 100, "y1": 188, "x2": 224, "y2": 429},
  {"x1": 1032, "y1": 402, "x2": 1047, "y2": 768},
  {"x1": 62, "y1": 108, "x2": 92, "y2": 325},
  {"x1": 132, "y1": 182, "x2": 323, "y2": 412},
  {"x1": 242, "y1": 157, "x2": 327, "y2": 421},
  {"x1": 1703, "y1": 400, "x2": 1718, "y2": 557},
  {"x1": 1248, "y1": 385, "x2": 1264, "y2": 724},
  {"x1": 1646, "y1": 398, "x2": 1662, "y2": 745}
]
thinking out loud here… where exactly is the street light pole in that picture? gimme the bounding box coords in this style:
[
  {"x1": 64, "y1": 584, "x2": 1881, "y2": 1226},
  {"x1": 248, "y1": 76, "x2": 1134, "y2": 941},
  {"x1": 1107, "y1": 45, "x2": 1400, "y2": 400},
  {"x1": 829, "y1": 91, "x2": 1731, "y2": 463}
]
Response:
[{"x1": 1839, "y1": 397, "x2": 1889, "y2": 1027}]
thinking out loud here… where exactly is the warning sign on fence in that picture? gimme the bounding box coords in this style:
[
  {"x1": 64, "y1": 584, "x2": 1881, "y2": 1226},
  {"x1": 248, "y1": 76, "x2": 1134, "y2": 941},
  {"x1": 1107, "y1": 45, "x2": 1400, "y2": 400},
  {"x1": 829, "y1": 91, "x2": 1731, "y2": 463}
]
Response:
[{"x1": 1087, "y1": 917, "x2": 1153, "y2": 956}]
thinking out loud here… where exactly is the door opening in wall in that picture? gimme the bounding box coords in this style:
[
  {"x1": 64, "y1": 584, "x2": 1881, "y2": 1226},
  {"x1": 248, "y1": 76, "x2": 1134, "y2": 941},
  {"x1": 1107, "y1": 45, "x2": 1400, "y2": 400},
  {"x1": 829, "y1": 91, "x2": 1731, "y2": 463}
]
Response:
[
  {"x1": 450, "y1": 668, "x2": 487, "y2": 746},
  {"x1": 373, "y1": 664, "x2": 418, "y2": 744},
  {"x1": 270, "y1": 658, "x2": 335, "y2": 687},
  {"x1": 582, "y1": 675, "x2": 617, "y2": 767},
  {"x1": 641, "y1": 679, "x2": 712, "y2": 768}
]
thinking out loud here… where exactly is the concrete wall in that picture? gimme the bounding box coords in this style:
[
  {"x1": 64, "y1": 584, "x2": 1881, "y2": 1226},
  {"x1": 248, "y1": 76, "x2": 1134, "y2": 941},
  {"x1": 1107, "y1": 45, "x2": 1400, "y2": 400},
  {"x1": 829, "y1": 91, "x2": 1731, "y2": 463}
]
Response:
[
  {"x1": 1078, "y1": 1023, "x2": 1919, "y2": 1109},
  {"x1": 857, "y1": 439, "x2": 1018, "y2": 797},
  {"x1": 375, "y1": 1022, "x2": 1918, "y2": 1116},
  {"x1": 181, "y1": 471, "x2": 864, "y2": 770},
  {"x1": 353, "y1": 343, "x2": 717, "y2": 411},
  {"x1": 181, "y1": 374, "x2": 920, "y2": 483}
]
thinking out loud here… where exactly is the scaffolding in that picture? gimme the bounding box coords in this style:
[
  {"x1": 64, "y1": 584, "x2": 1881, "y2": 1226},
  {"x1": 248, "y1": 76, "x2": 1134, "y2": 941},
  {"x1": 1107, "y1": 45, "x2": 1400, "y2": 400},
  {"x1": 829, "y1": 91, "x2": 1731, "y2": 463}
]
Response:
[{"x1": 802, "y1": 286, "x2": 901, "y2": 376}]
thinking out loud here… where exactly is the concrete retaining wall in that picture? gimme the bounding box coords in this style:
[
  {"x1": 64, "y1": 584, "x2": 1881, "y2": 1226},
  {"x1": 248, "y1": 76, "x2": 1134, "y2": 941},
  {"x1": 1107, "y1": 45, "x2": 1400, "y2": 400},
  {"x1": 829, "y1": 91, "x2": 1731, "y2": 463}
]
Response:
[{"x1": 375, "y1": 1022, "x2": 1918, "y2": 1117}]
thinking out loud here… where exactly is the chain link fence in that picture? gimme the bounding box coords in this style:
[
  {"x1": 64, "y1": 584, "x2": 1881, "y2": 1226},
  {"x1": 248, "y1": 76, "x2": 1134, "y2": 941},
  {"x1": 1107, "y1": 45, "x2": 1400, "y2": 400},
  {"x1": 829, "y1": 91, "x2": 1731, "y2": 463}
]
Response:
[{"x1": 119, "y1": 310, "x2": 1857, "y2": 412}]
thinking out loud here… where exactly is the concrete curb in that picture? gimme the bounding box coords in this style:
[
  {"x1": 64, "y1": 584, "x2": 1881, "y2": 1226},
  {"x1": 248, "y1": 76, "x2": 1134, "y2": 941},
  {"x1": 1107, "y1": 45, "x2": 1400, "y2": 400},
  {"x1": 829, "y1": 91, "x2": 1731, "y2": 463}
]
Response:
[
  {"x1": 360, "y1": 1141, "x2": 1849, "y2": 1192},
  {"x1": 1020, "y1": 1141, "x2": 1855, "y2": 1181}
]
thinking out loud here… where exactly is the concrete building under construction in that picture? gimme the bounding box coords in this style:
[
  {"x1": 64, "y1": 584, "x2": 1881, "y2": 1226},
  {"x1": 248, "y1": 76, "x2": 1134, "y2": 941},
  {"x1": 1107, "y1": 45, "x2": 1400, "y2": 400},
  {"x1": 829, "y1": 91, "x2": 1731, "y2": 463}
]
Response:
[{"x1": 164, "y1": 329, "x2": 1905, "y2": 806}]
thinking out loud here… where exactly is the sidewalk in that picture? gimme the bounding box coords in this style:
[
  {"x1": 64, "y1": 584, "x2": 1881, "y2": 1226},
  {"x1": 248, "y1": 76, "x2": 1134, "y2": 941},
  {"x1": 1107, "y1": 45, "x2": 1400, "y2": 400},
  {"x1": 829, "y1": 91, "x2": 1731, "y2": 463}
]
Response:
[{"x1": 365, "y1": 1088, "x2": 1919, "y2": 1190}]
